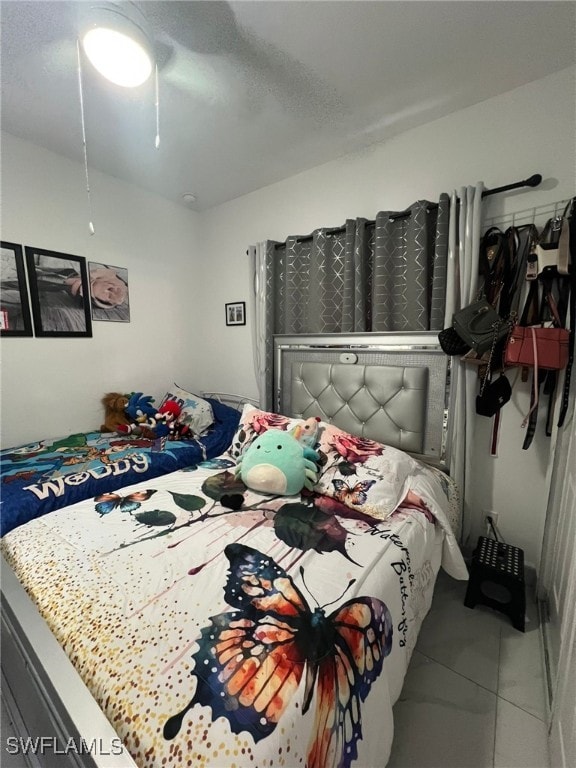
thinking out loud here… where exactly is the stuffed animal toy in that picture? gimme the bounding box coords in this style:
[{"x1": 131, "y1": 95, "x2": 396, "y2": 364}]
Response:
[
  {"x1": 153, "y1": 400, "x2": 192, "y2": 440},
  {"x1": 125, "y1": 392, "x2": 157, "y2": 422},
  {"x1": 291, "y1": 416, "x2": 322, "y2": 455},
  {"x1": 235, "y1": 428, "x2": 319, "y2": 496},
  {"x1": 117, "y1": 399, "x2": 191, "y2": 441},
  {"x1": 116, "y1": 392, "x2": 159, "y2": 438},
  {"x1": 100, "y1": 392, "x2": 130, "y2": 433}
]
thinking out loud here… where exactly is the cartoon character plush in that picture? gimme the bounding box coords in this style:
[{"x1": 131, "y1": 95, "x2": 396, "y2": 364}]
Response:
[
  {"x1": 124, "y1": 392, "x2": 156, "y2": 422},
  {"x1": 100, "y1": 392, "x2": 130, "y2": 433},
  {"x1": 117, "y1": 399, "x2": 191, "y2": 441},
  {"x1": 154, "y1": 400, "x2": 192, "y2": 440},
  {"x1": 235, "y1": 428, "x2": 319, "y2": 496},
  {"x1": 116, "y1": 392, "x2": 158, "y2": 438}
]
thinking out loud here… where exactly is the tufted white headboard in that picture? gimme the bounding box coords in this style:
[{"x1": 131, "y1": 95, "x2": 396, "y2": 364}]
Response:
[{"x1": 274, "y1": 332, "x2": 451, "y2": 469}]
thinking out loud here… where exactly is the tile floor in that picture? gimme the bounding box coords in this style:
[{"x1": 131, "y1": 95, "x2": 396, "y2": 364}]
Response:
[
  {"x1": 1, "y1": 570, "x2": 551, "y2": 768},
  {"x1": 388, "y1": 570, "x2": 551, "y2": 768}
]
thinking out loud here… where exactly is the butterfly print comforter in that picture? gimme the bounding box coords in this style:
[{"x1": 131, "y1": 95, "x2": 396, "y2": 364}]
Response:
[
  {"x1": 1, "y1": 454, "x2": 467, "y2": 768},
  {"x1": 0, "y1": 398, "x2": 240, "y2": 536}
]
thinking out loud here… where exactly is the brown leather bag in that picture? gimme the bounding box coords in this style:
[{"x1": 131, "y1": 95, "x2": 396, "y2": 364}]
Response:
[{"x1": 504, "y1": 326, "x2": 570, "y2": 371}]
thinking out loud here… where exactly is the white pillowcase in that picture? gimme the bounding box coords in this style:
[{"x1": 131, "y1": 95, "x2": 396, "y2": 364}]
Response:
[
  {"x1": 314, "y1": 423, "x2": 418, "y2": 521},
  {"x1": 159, "y1": 384, "x2": 214, "y2": 436}
]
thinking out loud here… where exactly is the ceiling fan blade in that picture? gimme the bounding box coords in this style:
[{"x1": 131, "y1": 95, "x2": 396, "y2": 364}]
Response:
[{"x1": 154, "y1": 40, "x2": 175, "y2": 72}]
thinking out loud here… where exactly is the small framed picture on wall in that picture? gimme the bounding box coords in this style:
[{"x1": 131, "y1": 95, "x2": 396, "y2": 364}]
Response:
[
  {"x1": 225, "y1": 301, "x2": 246, "y2": 326},
  {"x1": 25, "y1": 246, "x2": 93, "y2": 337},
  {"x1": 0, "y1": 241, "x2": 33, "y2": 336}
]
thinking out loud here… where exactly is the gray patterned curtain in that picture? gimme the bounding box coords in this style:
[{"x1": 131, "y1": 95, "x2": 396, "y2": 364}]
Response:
[
  {"x1": 373, "y1": 198, "x2": 450, "y2": 331},
  {"x1": 252, "y1": 195, "x2": 450, "y2": 409}
]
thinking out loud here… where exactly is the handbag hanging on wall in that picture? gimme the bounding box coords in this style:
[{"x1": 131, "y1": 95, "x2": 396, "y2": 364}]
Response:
[
  {"x1": 439, "y1": 227, "x2": 508, "y2": 357},
  {"x1": 476, "y1": 374, "x2": 512, "y2": 418},
  {"x1": 505, "y1": 276, "x2": 570, "y2": 372},
  {"x1": 444, "y1": 225, "x2": 531, "y2": 361},
  {"x1": 504, "y1": 325, "x2": 569, "y2": 371},
  {"x1": 504, "y1": 264, "x2": 571, "y2": 446},
  {"x1": 438, "y1": 326, "x2": 471, "y2": 355},
  {"x1": 453, "y1": 300, "x2": 510, "y2": 355}
]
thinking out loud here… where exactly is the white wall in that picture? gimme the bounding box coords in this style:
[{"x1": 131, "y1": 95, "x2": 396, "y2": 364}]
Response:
[
  {"x1": 196, "y1": 67, "x2": 576, "y2": 570},
  {"x1": 0, "y1": 132, "x2": 203, "y2": 447}
]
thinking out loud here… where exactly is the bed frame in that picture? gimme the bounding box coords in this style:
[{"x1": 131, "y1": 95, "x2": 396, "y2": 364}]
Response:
[
  {"x1": 1, "y1": 339, "x2": 451, "y2": 765},
  {"x1": 275, "y1": 332, "x2": 450, "y2": 469}
]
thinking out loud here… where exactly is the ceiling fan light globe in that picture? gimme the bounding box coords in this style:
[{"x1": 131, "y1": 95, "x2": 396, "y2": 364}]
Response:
[{"x1": 82, "y1": 26, "x2": 152, "y2": 87}]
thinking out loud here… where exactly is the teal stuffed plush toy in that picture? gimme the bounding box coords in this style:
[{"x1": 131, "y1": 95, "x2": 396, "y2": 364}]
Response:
[{"x1": 235, "y1": 428, "x2": 319, "y2": 496}]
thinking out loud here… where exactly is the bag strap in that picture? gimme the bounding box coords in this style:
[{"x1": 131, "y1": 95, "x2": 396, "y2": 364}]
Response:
[
  {"x1": 558, "y1": 198, "x2": 576, "y2": 427},
  {"x1": 522, "y1": 369, "x2": 545, "y2": 450},
  {"x1": 479, "y1": 322, "x2": 499, "y2": 396},
  {"x1": 506, "y1": 225, "x2": 536, "y2": 317},
  {"x1": 480, "y1": 228, "x2": 506, "y2": 276},
  {"x1": 535, "y1": 273, "x2": 568, "y2": 437},
  {"x1": 558, "y1": 218, "x2": 570, "y2": 275},
  {"x1": 521, "y1": 329, "x2": 540, "y2": 428},
  {"x1": 545, "y1": 371, "x2": 557, "y2": 437},
  {"x1": 480, "y1": 227, "x2": 510, "y2": 309},
  {"x1": 540, "y1": 275, "x2": 563, "y2": 327},
  {"x1": 520, "y1": 280, "x2": 540, "y2": 326}
]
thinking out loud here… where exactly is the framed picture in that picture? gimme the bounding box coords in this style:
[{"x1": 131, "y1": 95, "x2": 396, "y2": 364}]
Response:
[
  {"x1": 25, "y1": 246, "x2": 93, "y2": 337},
  {"x1": 0, "y1": 241, "x2": 33, "y2": 336},
  {"x1": 88, "y1": 261, "x2": 130, "y2": 322},
  {"x1": 225, "y1": 301, "x2": 246, "y2": 326}
]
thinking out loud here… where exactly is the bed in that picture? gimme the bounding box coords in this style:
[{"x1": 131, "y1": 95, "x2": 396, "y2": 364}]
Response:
[
  {"x1": 0, "y1": 394, "x2": 248, "y2": 537},
  {"x1": 1, "y1": 334, "x2": 468, "y2": 768}
]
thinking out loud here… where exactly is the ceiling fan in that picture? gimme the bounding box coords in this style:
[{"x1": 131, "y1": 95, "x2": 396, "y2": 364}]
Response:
[{"x1": 77, "y1": 1, "x2": 336, "y2": 119}]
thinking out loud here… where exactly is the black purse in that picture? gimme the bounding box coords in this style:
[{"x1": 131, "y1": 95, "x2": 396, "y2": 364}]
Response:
[
  {"x1": 476, "y1": 375, "x2": 512, "y2": 417},
  {"x1": 452, "y1": 300, "x2": 509, "y2": 355},
  {"x1": 438, "y1": 326, "x2": 471, "y2": 356}
]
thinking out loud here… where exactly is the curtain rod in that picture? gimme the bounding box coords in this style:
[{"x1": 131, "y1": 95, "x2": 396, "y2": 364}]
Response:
[
  {"x1": 390, "y1": 172, "x2": 543, "y2": 221},
  {"x1": 272, "y1": 172, "x2": 543, "y2": 248},
  {"x1": 483, "y1": 173, "x2": 542, "y2": 198}
]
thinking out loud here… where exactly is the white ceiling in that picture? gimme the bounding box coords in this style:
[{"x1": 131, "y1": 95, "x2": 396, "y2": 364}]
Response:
[{"x1": 1, "y1": 1, "x2": 574, "y2": 211}]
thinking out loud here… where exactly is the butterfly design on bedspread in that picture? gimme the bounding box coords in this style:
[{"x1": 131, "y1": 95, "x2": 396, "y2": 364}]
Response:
[
  {"x1": 163, "y1": 543, "x2": 393, "y2": 768},
  {"x1": 94, "y1": 489, "x2": 156, "y2": 516},
  {"x1": 332, "y1": 479, "x2": 376, "y2": 506}
]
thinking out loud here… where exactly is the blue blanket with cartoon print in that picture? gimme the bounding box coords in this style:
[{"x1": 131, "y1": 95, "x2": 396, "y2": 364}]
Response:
[{"x1": 0, "y1": 398, "x2": 239, "y2": 536}]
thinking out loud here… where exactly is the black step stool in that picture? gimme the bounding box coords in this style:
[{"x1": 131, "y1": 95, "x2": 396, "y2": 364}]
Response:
[{"x1": 464, "y1": 536, "x2": 525, "y2": 631}]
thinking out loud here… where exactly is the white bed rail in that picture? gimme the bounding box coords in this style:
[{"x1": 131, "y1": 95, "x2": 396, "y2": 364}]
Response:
[{"x1": 202, "y1": 392, "x2": 260, "y2": 411}]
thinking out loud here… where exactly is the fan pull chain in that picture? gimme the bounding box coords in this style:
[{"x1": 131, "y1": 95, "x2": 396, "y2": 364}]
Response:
[
  {"x1": 155, "y1": 62, "x2": 160, "y2": 149},
  {"x1": 76, "y1": 39, "x2": 95, "y2": 235}
]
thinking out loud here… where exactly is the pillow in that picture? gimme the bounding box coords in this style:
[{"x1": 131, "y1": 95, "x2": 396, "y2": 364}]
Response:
[
  {"x1": 226, "y1": 404, "x2": 305, "y2": 459},
  {"x1": 228, "y1": 405, "x2": 416, "y2": 520},
  {"x1": 159, "y1": 384, "x2": 214, "y2": 436},
  {"x1": 315, "y1": 423, "x2": 418, "y2": 521}
]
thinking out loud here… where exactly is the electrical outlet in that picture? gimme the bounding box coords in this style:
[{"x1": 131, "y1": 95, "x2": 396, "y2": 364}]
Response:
[{"x1": 483, "y1": 510, "x2": 499, "y2": 537}]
